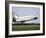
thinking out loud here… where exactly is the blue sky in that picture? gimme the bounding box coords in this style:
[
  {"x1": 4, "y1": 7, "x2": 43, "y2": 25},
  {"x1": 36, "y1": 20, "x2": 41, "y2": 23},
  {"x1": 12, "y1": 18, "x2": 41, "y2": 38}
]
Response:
[{"x1": 12, "y1": 7, "x2": 40, "y2": 23}]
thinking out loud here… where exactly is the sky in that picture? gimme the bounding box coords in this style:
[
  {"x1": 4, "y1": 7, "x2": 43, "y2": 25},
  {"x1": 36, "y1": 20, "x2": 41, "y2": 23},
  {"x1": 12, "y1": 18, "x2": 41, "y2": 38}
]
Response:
[{"x1": 12, "y1": 6, "x2": 40, "y2": 23}]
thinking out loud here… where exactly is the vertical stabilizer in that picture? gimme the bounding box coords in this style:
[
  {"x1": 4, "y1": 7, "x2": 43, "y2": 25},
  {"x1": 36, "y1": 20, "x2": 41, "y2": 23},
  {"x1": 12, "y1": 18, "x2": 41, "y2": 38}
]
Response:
[{"x1": 12, "y1": 10, "x2": 19, "y2": 19}]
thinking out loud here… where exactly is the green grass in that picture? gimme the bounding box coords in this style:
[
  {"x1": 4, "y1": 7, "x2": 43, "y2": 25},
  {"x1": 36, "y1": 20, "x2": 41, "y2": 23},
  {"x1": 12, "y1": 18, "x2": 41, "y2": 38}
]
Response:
[{"x1": 12, "y1": 24, "x2": 40, "y2": 31}]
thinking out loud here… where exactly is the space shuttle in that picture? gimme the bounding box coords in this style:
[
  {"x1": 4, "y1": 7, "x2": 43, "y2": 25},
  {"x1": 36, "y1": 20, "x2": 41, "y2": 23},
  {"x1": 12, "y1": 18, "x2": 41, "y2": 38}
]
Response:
[{"x1": 12, "y1": 10, "x2": 38, "y2": 24}]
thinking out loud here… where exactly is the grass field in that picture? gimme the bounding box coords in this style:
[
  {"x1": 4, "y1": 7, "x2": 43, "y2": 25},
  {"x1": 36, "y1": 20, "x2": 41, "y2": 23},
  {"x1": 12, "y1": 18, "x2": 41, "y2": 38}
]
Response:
[{"x1": 12, "y1": 24, "x2": 40, "y2": 31}]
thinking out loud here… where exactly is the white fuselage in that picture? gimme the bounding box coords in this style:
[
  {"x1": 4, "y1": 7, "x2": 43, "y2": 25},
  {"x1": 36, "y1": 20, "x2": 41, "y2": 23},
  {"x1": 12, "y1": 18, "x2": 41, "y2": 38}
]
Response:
[{"x1": 14, "y1": 15, "x2": 36, "y2": 22}]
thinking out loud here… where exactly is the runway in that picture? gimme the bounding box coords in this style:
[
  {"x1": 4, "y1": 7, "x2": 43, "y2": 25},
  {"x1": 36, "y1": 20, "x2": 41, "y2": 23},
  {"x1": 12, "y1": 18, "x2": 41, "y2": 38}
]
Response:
[{"x1": 12, "y1": 24, "x2": 40, "y2": 31}]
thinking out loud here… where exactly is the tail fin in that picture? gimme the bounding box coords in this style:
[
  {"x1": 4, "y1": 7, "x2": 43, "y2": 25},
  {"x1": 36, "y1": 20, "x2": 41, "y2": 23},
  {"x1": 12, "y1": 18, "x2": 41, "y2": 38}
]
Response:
[{"x1": 12, "y1": 10, "x2": 19, "y2": 19}]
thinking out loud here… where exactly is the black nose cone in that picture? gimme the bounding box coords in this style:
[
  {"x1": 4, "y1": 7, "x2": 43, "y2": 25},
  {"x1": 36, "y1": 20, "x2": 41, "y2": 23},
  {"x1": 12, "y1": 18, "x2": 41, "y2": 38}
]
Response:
[{"x1": 34, "y1": 17, "x2": 37, "y2": 19}]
